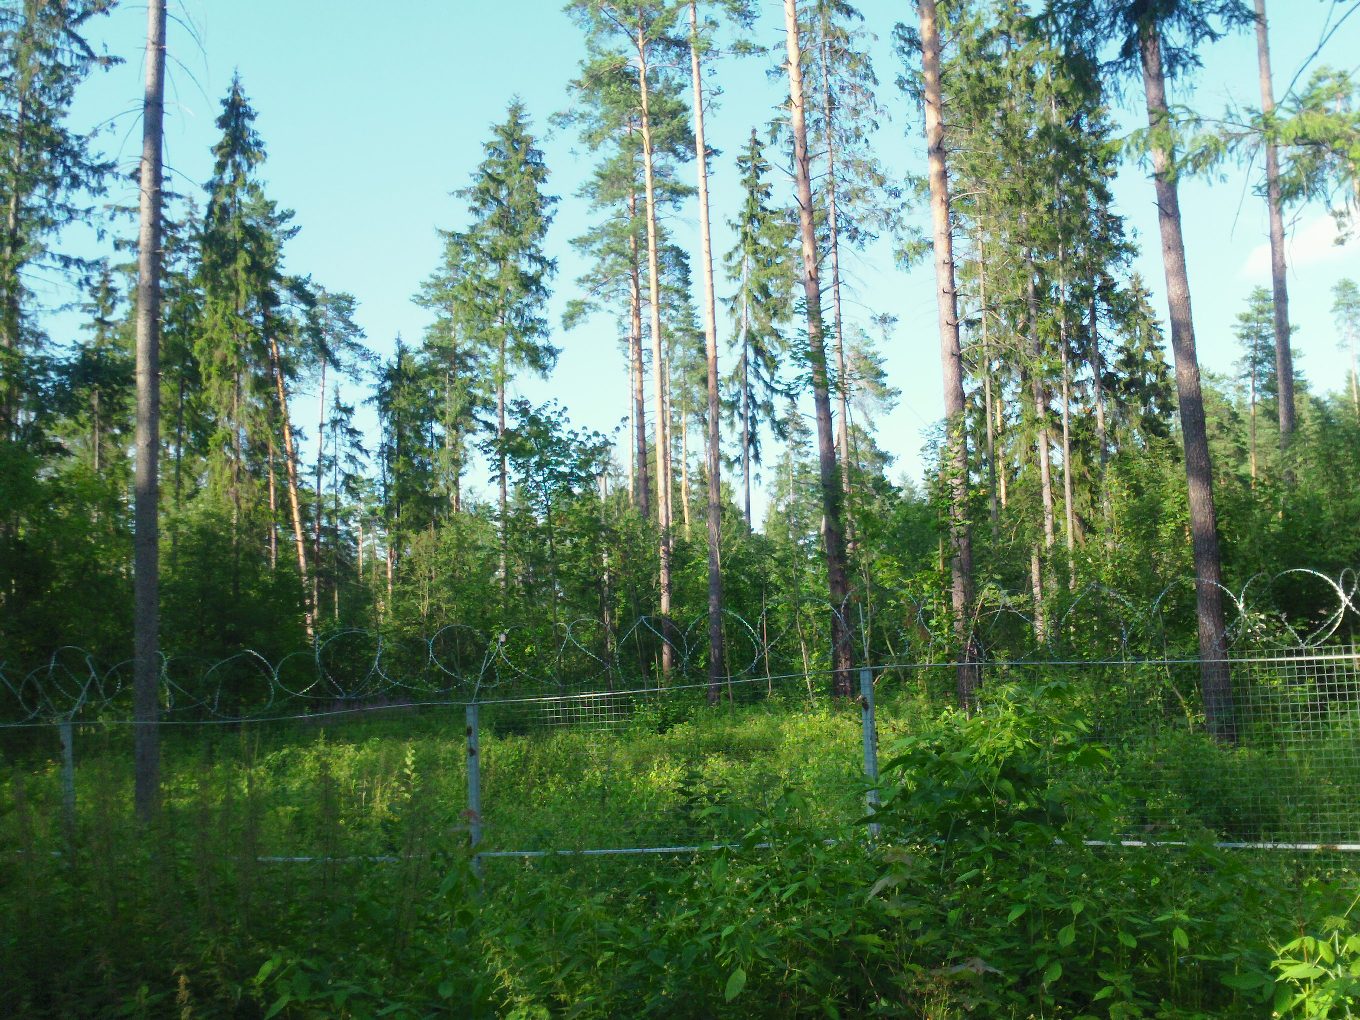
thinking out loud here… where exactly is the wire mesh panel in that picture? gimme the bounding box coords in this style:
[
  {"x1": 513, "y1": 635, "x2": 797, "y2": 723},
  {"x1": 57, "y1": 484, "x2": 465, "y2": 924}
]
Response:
[
  {"x1": 473, "y1": 672, "x2": 867, "y2": 857},
  {"x1": 872, "y1": 652, "x2": 1360, "y2": 851}
]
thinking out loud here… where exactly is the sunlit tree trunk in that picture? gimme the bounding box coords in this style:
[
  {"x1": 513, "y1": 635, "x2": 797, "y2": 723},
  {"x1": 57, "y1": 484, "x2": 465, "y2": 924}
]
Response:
[
  {"x1": 266, "y1": 435, "x2": 278, "y2": 570},
  {"x1": 1140, "y1": 24, "x2": 1234, "y2": 740},
  {"x1": 1026, "y1": 258, "x2": 1056, "y2": 556},
  {"x1": 1088, "y1": 294, "x2": 1110, "y2": 524},
  {"x1": 635, "y1": 29, "x2": 673, "y2": 675},
  {"x1": 1058, "y1": 246, "x2": 1076, "y2": 582},
  {"x1": 497, "y1": 329, "x2": 509, "y2": 595},
  {"x1": 0, "y1": 86, "x2": 24, "y2": 441},
  {"x1": 133, "y1": 0, "x2": 167, "y2": 821},
  {"x1": 1253, "y1": 0, "x2": 1295, "y2": 476},
  {"x1": 818, "y1": 16, "x2": 855, "y2": 532},
  {"x1": 267, "y1": 327, "x2": 315, "y2": 641},
  {"x1": 688, "y1": 0, "x2": 726, "y2": 700},
  {"x1": 977, "y1": 225, "x2": 999, "y2": 546},
  {"x1": 918, "y1": 0, "x2": 979, "y2": 706},
  {"x1": 739, "y1": 297, "x2": 753, "y2": 527},
  {"x1": 314, "y1": 355, "x2": 326, "y2": 605},
  {"x1": 627, "y1": 157, "x2": 650, "y2": 520},
  {"x1": 783, "y1": 0, "x2": 853, "y2": 694}
]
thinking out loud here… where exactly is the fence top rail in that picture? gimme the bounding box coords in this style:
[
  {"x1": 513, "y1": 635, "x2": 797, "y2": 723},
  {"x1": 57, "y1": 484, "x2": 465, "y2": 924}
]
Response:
[{"x1": 1, "y1": 648, "x2": 1356, "y2": 730}]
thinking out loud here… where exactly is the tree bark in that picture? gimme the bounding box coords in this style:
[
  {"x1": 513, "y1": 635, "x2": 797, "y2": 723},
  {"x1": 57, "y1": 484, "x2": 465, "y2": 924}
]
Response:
[
  {"x1": 266, "y1": 435, "x2": 278, "y2": 570},
  {"x1": 133, "y1": 0, "x2": 167, "y2": 822},
  {"x1": 977, "y1": 225, "x2": 999, "y2": 546},
  {"x1": 918, "y1": 0, "x2": 980, "y2": 708},
  {"x1": 818, "y1": 16, "x2": 855, "y2": 537},
  {"x1": 314, "y1": 354, "x2": 326, "y2": 606},
  {"x1": 740, "y1": 323, "x2": 752, "y2": 527},
  {"x1": 635, "y1": 25, "x2": 673, "y2": 676},
  {"x1": 1026, "y1": 257, "x2": 1056, "y2": 554},
  {"x1": 497, "y1": 331, "x2": 508, "y2": 595},
  {"x1": 1253, "y1": 0, "x2": 1295, "y2": 475},
  {"x1": 1057, "y1": 248, "x2": 1076, "y2": 580},
  {"x1": 783, "y1": 0, "x2": 854, "y2": 694},
  {"x1": 627, "y1": 163, "x2": 650, "y2": 520},
  {"x1": 267, "y1": 328, "x2": 315, "y2": 641},
  {"x1": 1088, "y1": 296, "x2": 1109, "y2": 471},
  {"x1": 0, "y1": 82, "x2": 26, "y2": 441},
  {"x1": 688, "y1": 0, "x2": 726, "y2": 701},
  {"x1": 1249, "y1": 346, "x2": 1259, "y2": 485},
  {"x1": 1140, "y1": 25, "x2": 1234, "y2": 739}
]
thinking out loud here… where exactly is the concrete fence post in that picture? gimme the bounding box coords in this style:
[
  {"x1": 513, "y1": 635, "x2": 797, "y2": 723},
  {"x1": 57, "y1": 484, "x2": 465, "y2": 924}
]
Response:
[
  {"x1": 58, "y1": 719, "x2": 76, "y2": 841},
  {"x1": 466, "y1": 702, "x2": 482, "y2": 874},
  {"x1": 860, "y1": 667, "x2": 881, "y2": 839}
]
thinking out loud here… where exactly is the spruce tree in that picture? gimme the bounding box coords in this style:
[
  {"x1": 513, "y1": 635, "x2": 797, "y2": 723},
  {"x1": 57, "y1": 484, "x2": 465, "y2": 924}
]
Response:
[
  {"x1": 0, "y1": 0, "x2": 116, "y2": 441},
  {"x1": 450, "y1": 101, "x2": 558, "y2": 593},
  {"x1": 723, "y1": 129, "x2": 796, "y2": 527}
]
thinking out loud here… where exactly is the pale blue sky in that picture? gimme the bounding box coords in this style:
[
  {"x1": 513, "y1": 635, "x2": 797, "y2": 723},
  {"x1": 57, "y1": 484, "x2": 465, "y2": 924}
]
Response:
[{"x1": 52, "y1": 0, "x2": 1360, "y2": 513}]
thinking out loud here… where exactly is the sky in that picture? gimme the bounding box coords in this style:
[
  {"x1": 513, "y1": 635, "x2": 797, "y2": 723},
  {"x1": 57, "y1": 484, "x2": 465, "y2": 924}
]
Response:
[{"x1": 48, "y1": 0, "x2": 1360, "y2": 518}]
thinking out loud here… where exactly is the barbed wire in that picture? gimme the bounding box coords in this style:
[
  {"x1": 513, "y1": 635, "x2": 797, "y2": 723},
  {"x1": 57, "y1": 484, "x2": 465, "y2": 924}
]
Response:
[{"x1": 1, "y1": 568, "x2": 1355, "y2": 726}]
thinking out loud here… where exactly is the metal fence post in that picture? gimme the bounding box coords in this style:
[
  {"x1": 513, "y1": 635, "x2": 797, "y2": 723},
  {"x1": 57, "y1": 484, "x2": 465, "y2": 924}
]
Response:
[
  {"x1": 58, "y1": 719, "x2": 76, "y2": 840},
  {"x1": 466, "y1": 702, "x2": 482, "y2": 874},
  {"x1": 860, "y1": 667, "x2": 881, "y2": 838}
]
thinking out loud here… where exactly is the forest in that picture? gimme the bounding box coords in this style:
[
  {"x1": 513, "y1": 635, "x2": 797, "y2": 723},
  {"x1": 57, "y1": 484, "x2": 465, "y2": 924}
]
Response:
[{"x1": 3, "y1": 0, "x2": 1360, "y2": 1016}]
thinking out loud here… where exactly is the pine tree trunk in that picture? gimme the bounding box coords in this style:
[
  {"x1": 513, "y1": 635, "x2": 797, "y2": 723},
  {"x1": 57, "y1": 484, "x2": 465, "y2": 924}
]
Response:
[
  {"x1": 1249, "y1": 354, "x2": 1259, "y2": 485},
  {"x1": 1058, "y1": 245, "x2": 1076, "y2": 580},
  {"x1": 267, "y1": 329, "x2": 315, "y2": 641},
  {"x1": 267, "y1": 435, "x2": 278, "y2": 570},
  {"x1": 1060, "y1": 331, "x2": 1076, "y2": 580},
  {"x1": 1089, "y1": 296, "x2": 1109, "y2": 469},
  {"x1": 626, "y1": 352, "x2": 636, "y2": 504},
  {"x1": 978, "y1": 226, "x2": 999, "y2": 546},
  {"x1": 636, "y1": 27, "x2": 673, "y2": 676},
  {"x1": 497, "y1": 335, "x2": 508, "y2": 595},
  {"x1": 783, "y1": 0, "x2": 854, "y2": 694},
  {"x1": 688, "y1": 0, "x2": 726, "y2": 701},
  {"x1": 918, "y1": 0, "x2": 980, "y2": 707},
  {"x1": 1253, "y1": 0, "x2": 1296, "y2": 475},
  {"x1": 996, "y1": 395, "x2": 1008, "y2": 508},
  {"x1": 0, "y1": 83, "x2": 25, "y2": 441},
  {"x1": 314, "y1": 355, "x2": 326, "y2": 603},
  {"x1": 1140, "y1": 25, "x2": 1234, "y2": 740},
  {"x1": 680, "y1": 403, "x2": 692, "y2": 535},
  {"x1": 91, "y1": 388, "x2": 102, "y2": 475},
  {"x1": 132, "y1": 0, "x2": 166, "y2": 822},
  {"x1": 628, "y1": 167, "x2": 650, "y2": 520},
  {"x1": 740, "y1": 326, "x2": 753, "y2": 528},
  {"x1": 818, "y1": 20, "x2": 855, "y2": 536},
  {"x1": 1026, "y1": 258, "x2": 1057, "y2": 554}
]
